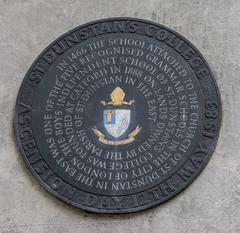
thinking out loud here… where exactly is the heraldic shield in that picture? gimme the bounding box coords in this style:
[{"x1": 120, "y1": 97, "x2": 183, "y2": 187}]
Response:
[
  {"x1": 92, "y1": 87, "x2": 142, "y2": 145},
  {"x1": 103, "y1": 109, "x2": 130, "y2": 138}
]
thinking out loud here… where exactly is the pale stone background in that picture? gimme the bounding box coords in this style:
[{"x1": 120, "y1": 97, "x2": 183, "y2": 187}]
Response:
[{"x1": 0, "y1": 0, "x2": 240, "y2": 232}]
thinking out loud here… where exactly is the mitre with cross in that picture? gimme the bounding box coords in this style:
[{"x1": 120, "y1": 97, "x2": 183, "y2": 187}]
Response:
[{"x1": 100, "y1": 87, "x2": 135, "y2": 106}]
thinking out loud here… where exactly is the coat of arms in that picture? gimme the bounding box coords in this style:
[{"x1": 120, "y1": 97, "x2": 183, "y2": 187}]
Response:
[{"x1": 92, "y1": 87, "x2": 142, "y2": 145}]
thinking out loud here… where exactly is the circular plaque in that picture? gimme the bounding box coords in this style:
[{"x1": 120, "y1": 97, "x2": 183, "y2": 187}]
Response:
[{"x1": 14, "y1": 18, "x2": 221, "y2": 213}]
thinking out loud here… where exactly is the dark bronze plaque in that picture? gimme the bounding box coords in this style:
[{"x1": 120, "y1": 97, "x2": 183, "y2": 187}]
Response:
[{"x1": 14, "y1": 18, "x2": 221, "y2": 213}]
